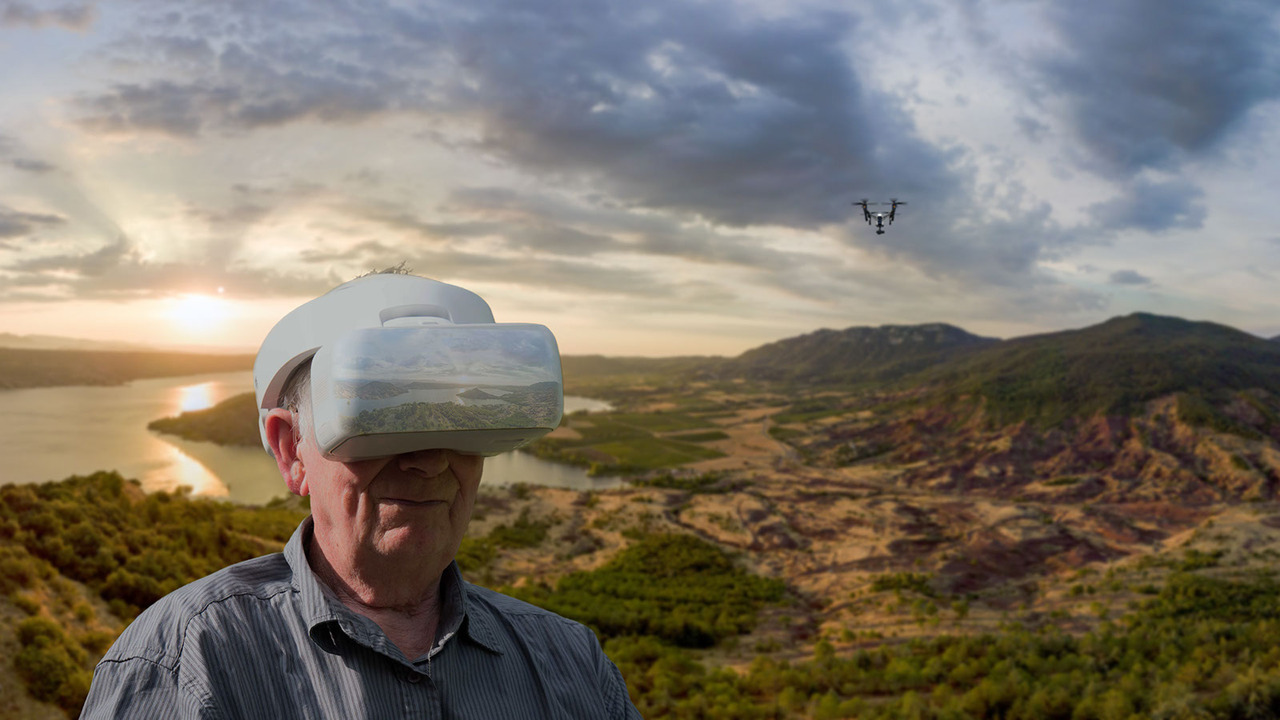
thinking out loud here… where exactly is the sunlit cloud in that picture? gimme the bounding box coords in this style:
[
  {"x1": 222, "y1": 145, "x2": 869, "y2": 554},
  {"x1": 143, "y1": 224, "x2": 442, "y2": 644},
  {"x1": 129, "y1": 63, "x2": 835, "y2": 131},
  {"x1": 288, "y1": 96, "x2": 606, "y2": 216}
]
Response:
[{"x1": 0, "y1": 0, "x2": 1277, "y2": 353}]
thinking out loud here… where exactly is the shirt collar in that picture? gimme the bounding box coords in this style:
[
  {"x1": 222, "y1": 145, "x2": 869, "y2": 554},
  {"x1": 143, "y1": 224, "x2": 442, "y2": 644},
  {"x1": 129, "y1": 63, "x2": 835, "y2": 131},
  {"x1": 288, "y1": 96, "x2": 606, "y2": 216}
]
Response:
[
  {"x1": 442, "y1": 562, "x2": 503, "y2": 655},
  {"x1": 285, "y1": 517, "x2": 346, "y2": 631}
]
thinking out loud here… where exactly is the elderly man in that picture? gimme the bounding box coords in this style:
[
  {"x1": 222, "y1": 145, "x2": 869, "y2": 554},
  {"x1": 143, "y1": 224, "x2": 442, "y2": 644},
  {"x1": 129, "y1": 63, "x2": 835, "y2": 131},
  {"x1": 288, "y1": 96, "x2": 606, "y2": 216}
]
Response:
[{"x1": 83, "y1": 273, "x2": 641, "y2": 719}]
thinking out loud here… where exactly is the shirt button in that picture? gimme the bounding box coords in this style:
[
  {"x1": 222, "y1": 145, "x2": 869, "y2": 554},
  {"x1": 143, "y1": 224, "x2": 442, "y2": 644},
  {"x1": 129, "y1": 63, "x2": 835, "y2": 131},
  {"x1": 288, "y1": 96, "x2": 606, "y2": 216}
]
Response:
[{"x1": 406, "y1": 673, "x2": 423, "y2": 684}]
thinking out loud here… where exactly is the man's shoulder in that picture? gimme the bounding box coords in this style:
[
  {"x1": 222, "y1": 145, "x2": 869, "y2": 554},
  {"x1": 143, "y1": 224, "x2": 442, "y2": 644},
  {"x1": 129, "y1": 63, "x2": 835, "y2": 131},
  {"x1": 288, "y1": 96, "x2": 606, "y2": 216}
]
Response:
[{"x1": 101, "y1": 552, "x2": 293, "y2": 666}]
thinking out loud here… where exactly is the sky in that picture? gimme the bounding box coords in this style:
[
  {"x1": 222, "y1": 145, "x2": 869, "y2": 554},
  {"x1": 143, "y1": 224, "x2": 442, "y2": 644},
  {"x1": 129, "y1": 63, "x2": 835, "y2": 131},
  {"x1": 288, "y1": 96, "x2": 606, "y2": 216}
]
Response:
[{"x1": 0, "y1": 0, "x2": 1278, "y2": 357}]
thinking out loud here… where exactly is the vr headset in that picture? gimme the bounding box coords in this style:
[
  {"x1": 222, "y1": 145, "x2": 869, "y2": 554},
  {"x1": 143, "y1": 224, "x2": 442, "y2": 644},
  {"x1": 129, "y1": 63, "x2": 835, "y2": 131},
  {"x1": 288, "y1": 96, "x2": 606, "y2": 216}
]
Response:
[{"x1": 255, "y1": 275, "x2": 563, "y2": 461}]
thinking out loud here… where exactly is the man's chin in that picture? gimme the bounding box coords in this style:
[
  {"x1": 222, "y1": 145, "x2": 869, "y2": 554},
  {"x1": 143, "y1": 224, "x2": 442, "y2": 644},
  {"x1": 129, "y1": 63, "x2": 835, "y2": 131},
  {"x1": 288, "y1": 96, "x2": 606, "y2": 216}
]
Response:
[{"x1": 370, "y1": 522, "x2": 454, "y2": 559}]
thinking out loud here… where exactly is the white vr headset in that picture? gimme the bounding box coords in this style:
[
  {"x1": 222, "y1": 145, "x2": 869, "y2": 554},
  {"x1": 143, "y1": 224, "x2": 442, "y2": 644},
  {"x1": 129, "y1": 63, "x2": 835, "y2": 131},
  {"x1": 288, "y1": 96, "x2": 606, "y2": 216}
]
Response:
[{"x1": 255, "y1": 275, "x2": 563, "y2": 461}]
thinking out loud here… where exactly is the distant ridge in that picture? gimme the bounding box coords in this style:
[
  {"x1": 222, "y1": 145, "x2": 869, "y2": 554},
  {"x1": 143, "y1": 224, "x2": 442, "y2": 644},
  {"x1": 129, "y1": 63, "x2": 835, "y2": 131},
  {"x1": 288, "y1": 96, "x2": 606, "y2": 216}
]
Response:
[
  {"x1": 0, "y1": 332, "x2": 149, "y2": 352},
  {"x1": 921, "y1": 312, "x2": 1280, "y2": 424},
  {"x1": 0, "y1": 332, "x2": 254, "y2": 355},
  {"x1": 724, "y1": 322, "x2": 998, "y2": 384},
  {"x1": 0, "y1": 347, "x2": 254, "y2": 390}
]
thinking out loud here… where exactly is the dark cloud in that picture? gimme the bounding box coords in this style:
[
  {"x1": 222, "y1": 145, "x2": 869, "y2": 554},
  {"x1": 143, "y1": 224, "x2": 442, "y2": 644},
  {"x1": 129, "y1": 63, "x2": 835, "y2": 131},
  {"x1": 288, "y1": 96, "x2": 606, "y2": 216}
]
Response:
[
  {"x1": 0, "y1": 205, "x2": 65, "y2": 238},
  {"x1": 442, "y1": 186, "x2": 806, "y2": 273},
  {"x1": 7, "y1": 236, "x2": 140, "y2": 276},
  {"x1": 74, "y1": 0, "x2": 959, "y2": 231},
  {"x1": 1109, "y1": 269, "x2": 1152, "y2": 286},
  {"x1": 52, "y1": 0, "x2": 1268, "y2": 312},
  {"x1": 0, "y1": 1, "x2": 94, "y2": 30},
  {"x1": 1087, "y1": 177, "x2": 1206, "y2": 233},
  {"x1": 436, "y1": 1, "x2": 957, "y2": 230},
  {"x1": 186, "y1": 201, "x2": 272, "y2": 229},
  {"x1": 75, "y1": 16, "x2": 414, "y2": 137},
  {"x1": 10, "y1": 158, "x2": 57, "y2": 173},
  {"x1": 1036, "y1": 0, "x2": 1280, "y2": 177},
  {"x1": 75, "y1": 80, "x2": 215, "y2": 137},
  {"x1": 1015, "y1": 115, "x2": 1047, "y2": 143}
]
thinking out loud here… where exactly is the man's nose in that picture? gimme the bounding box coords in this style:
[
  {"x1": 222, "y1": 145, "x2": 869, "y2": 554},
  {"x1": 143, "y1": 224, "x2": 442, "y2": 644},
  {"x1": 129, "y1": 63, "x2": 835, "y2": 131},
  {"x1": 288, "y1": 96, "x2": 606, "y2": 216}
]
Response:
[{"x1": 397, "y1": 448, "x2": 451, "y2": 476}]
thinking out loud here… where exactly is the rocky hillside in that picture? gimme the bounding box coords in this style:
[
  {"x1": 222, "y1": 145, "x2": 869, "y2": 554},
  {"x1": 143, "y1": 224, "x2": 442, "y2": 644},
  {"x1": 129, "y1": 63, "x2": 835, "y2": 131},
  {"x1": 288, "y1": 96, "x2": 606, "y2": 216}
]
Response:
[{"x1": 767, "y1": 314, "x2": 1280, "y2": 506}]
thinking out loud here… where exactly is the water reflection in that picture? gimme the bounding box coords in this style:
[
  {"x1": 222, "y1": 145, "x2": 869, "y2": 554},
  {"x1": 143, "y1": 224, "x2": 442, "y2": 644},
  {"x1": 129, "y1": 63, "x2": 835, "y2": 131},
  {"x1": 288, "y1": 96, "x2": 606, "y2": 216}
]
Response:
[
  {"x1": 145, "y1": 444, "x2": 229, "y2": 499},
  {"x1": 1, "y1": 371, "x2": 621, "y2": 505},
  {"x1": 176, "y1": 382, "x2": 216, "y2": 414}
]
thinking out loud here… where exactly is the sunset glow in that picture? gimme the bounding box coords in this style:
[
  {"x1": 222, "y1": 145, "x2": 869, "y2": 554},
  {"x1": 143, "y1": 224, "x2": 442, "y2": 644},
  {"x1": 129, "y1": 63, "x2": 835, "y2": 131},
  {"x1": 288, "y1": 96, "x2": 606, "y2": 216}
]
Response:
[
  {"x1": 1, "y1": 2, "x2": 1278, "y2": 354},
  {"x1": 166, "y1": 295, "x2": 232, "y2": 337}
]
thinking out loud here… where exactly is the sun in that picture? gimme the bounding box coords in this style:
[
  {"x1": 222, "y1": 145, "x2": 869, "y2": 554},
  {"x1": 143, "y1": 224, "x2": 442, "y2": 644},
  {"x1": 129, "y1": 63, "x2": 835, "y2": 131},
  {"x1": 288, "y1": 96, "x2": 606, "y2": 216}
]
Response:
[{"x1": 167, "y1": 293, "x2": 231, "y2": 335}]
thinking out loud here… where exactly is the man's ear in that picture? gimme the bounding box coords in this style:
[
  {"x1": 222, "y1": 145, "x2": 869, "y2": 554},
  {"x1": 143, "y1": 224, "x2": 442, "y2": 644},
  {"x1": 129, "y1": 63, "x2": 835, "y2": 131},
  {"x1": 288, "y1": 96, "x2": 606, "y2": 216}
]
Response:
[{"x1": 264, "y1": 408, "x2": 308, "y2": 496}]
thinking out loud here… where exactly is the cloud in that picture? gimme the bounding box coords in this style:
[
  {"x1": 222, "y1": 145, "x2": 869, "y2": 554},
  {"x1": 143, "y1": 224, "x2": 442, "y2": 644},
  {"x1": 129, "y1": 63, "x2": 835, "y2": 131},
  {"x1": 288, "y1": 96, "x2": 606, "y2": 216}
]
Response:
[
  {"x1": 0, "y1": 236, "x2": 333, "y2": 301},
  {"x1": 10, "y1": 158, "x2": 57, "y2": 173},
  {"x1": 73, "y1": 0, "x2": 960, "y2": 230},
  {"x1": 7, "y1": 236, "x2": 141, "y2": 276},
  {"x1": 1109, "y1": 269, "x2": 1152, "y2": 286},
  {"x1": 0, "y1": 205, "x2": 65, "y2": 239},
  {"x1": 1087, "y1": 177, "x2": 1206, "y2": 233},
  {"x1": 0, "y1": 1, "x2": 95, "y2": 30},
  {"x1": 74, "y1": 23, "x2": 414, "y2": 137},
  {"x1": 1036, "y1": 0, "x2": 1280, "y2": 177},
  {"x1": 298, "y1": 240, "x2": 401, "y2": 264},
  {"x1": 40, "y1": 0, "x2": 1267, "y2": 321}
]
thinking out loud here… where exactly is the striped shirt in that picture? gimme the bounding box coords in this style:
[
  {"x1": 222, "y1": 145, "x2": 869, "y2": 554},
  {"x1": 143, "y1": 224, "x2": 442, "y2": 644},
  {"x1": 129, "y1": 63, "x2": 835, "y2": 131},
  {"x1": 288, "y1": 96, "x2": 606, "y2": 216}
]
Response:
[{"x1": 82, "y1": 518, "x2": 641, "y2": 719}]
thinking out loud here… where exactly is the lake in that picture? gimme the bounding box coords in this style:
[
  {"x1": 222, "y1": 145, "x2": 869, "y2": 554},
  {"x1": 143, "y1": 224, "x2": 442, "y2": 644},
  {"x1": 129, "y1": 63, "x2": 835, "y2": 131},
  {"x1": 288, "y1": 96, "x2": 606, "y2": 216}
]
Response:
[{"x1": 0, "y1": 371, "x2": 621, "y2": 505}]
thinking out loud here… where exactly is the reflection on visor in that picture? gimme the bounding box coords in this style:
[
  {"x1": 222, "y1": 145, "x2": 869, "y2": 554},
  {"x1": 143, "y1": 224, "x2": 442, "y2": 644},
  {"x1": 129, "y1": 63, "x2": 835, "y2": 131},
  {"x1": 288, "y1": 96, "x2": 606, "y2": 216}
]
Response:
[{"x1": 310, "y1": 325, "x2": 564, "y2": 460}]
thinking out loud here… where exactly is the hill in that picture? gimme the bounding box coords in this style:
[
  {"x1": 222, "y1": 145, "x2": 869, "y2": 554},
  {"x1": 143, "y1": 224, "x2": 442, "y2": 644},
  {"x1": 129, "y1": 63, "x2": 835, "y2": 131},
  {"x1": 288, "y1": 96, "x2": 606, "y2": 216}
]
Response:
[
  {"x1": 0, "y1": 348, "x2": 253, "y2": 390},
  {"x1": 14, "y1": 314, "x2": 1280, "y2": 718},
  {"x1": 920, "y1": 313, "x2": 1280, "y2": 426},
  {"x1": 723, "y1": 322, "x2": 998, "y2": 384},
  {"x1": 147, "y1": 393, "x2": 262, "y2": 447},
  {"x1": 0, "y1": 333, "x2": 147, "y2": 352}
]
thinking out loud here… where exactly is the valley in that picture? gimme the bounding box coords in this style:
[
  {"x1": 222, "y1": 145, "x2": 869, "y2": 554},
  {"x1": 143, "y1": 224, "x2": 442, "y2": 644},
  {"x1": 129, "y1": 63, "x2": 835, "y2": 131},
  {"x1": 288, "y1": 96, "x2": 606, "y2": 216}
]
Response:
[{"x1": 6, "y1": 311, "x2": 1280, "y2": 717}]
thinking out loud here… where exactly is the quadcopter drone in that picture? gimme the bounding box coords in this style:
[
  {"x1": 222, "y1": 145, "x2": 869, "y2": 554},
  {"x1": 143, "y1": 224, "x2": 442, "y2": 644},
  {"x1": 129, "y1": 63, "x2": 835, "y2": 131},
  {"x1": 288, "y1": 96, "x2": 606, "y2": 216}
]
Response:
[{"x1": 854, "y1": 199, "x2": 907, "y2": 234}]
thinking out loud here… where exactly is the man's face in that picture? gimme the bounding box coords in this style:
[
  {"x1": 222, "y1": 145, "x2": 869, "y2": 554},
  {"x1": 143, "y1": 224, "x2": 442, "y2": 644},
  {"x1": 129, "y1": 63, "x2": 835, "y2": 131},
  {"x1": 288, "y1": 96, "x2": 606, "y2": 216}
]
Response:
[{"x1": 294, "y1": 427, "x2": 485, "y2": 576}]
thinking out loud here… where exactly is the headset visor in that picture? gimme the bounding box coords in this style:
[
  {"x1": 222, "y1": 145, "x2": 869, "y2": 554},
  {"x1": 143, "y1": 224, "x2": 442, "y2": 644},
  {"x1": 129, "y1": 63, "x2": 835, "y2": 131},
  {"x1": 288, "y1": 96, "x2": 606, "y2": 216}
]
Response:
[{"x1": 310, "y1": 325, "x2": 563, "y2": 460}]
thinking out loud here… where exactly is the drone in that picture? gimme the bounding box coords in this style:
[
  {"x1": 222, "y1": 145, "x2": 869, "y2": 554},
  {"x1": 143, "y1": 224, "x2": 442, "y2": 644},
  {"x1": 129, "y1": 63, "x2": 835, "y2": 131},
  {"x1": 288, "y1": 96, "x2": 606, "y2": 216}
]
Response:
[{"x1": 854, "y1": 199, "x2": 907, "y2": 234}]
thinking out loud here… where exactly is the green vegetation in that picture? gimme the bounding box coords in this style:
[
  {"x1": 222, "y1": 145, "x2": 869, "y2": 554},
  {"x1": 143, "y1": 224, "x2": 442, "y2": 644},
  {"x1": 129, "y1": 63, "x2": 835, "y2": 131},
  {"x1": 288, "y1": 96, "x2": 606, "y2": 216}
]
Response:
[
  {"x1": 723, "y1": 323, "x2": 995, "y2": 386},
  {"x1": 870, "y1": 572, "x2": 937, "y2": 598},
  {"x1": 1, "y1": 473, "x2": 304, "y2": 619},
  {"x1": 606, "y1": 571, "x2": 1280, "y2": 719},
  {"x1": 0, "y1": 348, "x2": 252, "y2": 390},
  {"x1": 927, "y1": 314, "x2": 1280, "y2": 427},
  {"x1": 10, "y1": 474, "x2": 1280, "y2": 719},
  {"x1": 508, "y1": 533, "x2": 786, "y2": 648},
  {"x1": 456, "y1": 509, "x2": 556, "y2": 575},
  {"x1": 524, "y1": 411, "x2": 726, "y2": 475},
  {"x1": 766, "y1": 425, "x2": 807, "y2": 442},
  {"x1": 631, "y1": 472, "x2": 730, "y2": 494},
  {"x1": 665, "y1": 430, "x2": 730, "y2": 443},
  {"x1": 772, "y1": 396, "x2": 853, "y2": 425},
  {"x1": 14, "y1": 615, "x2": 92, "y2": 715},
  {"x1": 148, "y1": 392, "x2": 261, "y2": 446},
  {"x1": 1, "y1": 473, "x2": 306, "y2": 715},
  {"x1": 1177, "y1": 392, "x2": 1266, "y2": 440}
]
